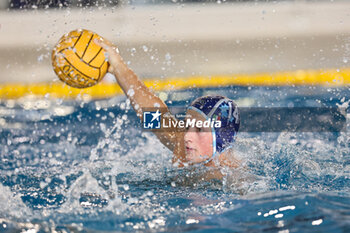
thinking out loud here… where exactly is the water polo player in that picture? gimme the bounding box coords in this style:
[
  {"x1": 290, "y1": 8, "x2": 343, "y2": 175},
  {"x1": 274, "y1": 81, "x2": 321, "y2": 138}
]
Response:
[{"x1": 94, "y1": 38, "x2": 241, "y2": 169}]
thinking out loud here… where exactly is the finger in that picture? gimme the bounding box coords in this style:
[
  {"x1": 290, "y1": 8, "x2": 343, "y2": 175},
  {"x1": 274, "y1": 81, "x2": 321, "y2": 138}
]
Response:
[
  {"x1": 108, "y1": 65, "x2": 114, "y2": 73},
  {"x1": 94, "y1": 38, "x2": 109, "y2": 50},
  {"x1": 100, "y1": 37, "x2": 114, "y2": 47},
  {"x1": 94, "y1": 38, "x2": 119, "y2": 54}
]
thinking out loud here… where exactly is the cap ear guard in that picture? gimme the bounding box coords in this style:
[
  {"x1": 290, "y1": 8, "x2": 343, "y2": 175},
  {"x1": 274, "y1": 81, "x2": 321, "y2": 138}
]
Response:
[{"x1": 215, "y1": 126, "x2": 238, "y2": 153}]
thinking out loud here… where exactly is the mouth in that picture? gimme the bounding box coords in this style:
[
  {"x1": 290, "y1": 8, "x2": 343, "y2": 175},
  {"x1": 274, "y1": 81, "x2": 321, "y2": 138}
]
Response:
[
  {"x1": 185, "y1": 145, "x2": 198, "y2": 161},
  {"x1": 185, "y1": 146, "x2": 194, "y2": 153}
]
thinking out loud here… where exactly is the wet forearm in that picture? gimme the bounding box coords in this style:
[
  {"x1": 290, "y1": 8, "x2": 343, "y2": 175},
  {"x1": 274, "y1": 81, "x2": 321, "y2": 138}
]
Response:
[{"x1": 112, "y1": 58, "x2": 168, "y2": 118}]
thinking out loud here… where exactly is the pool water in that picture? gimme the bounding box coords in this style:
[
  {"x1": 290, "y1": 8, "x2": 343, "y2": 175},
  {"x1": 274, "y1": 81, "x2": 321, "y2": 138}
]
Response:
[{"x1": 0, "y1": 86, "x2": 349, "y2": 232}]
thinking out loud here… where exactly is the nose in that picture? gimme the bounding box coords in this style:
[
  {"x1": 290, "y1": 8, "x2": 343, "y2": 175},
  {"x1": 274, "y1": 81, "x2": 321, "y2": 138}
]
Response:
[
  {"x1": 184, "y1": 130, "x2": 193, "y2": 143},
  {"x1": 184, "y1": 127, "x2": 196, "y2": 143},
  {"x1": 184, "y1": 131, "x2": 191, "y2": 143}
]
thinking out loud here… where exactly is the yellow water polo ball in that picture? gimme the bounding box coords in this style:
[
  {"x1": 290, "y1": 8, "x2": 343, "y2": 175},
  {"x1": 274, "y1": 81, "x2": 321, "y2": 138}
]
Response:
[{"x1": 52, "y1": 29, "x2": 109, "y2": 88}]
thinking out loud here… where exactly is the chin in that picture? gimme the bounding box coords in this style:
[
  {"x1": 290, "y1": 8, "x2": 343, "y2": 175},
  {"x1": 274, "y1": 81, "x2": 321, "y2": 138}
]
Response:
[
  {"x1": 185, "y1": 154, "x2": 199, "y2": 164},
  {"x1": 186, "y1": 154, "x2": 207, "y2": 164}
]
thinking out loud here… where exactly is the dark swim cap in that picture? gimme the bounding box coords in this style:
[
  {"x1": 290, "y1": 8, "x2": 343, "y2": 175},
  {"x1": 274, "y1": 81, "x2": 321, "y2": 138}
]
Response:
[{"x1": 187, "y1": 95, "x2": 240, "y2": 159}]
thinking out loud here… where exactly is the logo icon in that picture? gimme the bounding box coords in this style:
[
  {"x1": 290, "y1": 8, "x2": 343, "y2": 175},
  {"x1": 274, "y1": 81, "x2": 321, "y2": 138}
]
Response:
[{"x1": 143, "y1": 110, "x2": 161, "y2": 129}]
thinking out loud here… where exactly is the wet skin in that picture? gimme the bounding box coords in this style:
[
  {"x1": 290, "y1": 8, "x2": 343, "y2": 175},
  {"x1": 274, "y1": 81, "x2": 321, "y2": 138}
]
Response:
[{"x1": 184, "y1": 109, "x2": 214, "y2": 164}]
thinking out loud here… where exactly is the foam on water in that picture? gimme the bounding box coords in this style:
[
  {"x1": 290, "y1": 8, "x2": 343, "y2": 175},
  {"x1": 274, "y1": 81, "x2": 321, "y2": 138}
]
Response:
[{"x1": 0, "y1": 183, "x2": 32, "y2": 219}]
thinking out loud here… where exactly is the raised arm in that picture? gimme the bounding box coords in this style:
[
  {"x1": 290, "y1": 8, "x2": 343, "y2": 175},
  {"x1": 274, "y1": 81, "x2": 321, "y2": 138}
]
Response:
[{"x1": 94, "y1": 38, "x2": 182, "y2": 153}]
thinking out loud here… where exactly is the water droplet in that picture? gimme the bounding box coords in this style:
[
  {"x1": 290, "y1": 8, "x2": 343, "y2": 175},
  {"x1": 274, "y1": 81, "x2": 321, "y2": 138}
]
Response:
[
  {"x1": 127, "y1": 88, "x2": 135, "y2": 97},
  {"x1": 165, "y1": 53, "x2": 171, "y2": 61},
  {"x1": 37, "y1": 54, "x2": 44, "y2": 62}
]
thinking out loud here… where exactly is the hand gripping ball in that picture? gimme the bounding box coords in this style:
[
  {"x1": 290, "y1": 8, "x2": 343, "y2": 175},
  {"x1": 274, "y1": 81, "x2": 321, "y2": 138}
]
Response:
[{"x1": 52, "y1": 29, "x2": 109, "y2": 88}]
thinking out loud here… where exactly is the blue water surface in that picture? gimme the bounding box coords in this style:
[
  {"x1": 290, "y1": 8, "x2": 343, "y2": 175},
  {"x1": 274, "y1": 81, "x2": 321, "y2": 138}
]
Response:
[{"x1": 0, "y1": 86, "x2": 349, "y2": 232}]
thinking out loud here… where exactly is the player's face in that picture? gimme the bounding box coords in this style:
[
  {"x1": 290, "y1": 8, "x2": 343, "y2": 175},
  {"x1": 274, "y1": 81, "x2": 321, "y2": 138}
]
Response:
[{"x1": 184, "y1": 109, "x2": 213, "y2": 164}]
